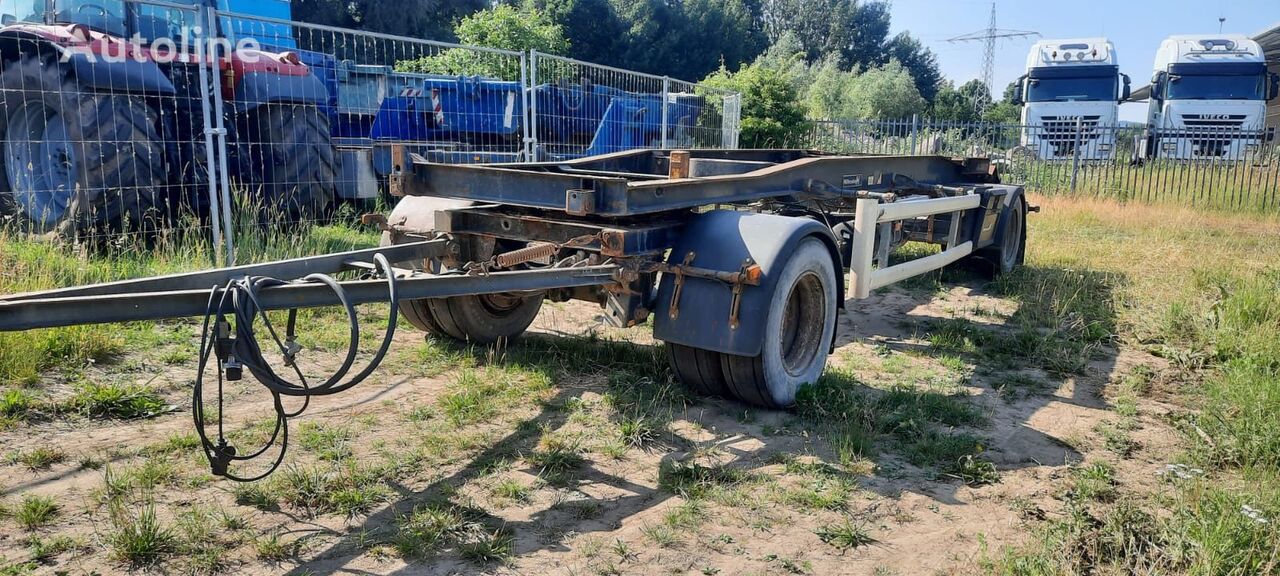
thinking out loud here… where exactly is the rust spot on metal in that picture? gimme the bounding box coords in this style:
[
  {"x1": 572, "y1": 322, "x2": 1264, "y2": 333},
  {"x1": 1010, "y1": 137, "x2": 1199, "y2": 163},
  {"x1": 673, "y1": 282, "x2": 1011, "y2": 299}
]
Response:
[
  {"x1": 668, "y1": 150, "x2": 691, "y2": 179},
  {"x1": 599, "y1": 231, "x2": 625, "y2": 257}
]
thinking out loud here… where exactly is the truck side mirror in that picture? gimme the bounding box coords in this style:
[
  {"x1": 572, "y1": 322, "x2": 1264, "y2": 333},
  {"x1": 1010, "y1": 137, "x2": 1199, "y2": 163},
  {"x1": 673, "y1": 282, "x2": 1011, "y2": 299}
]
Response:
[
  {"x1": 1120, "y1": 74, "x2": 1131, "y2": 102},
  {"x1": 1011, "y1": 75, "x2": 1025, "y2": 106},
  {"x1": 1270, "y1": 73, "x2": 1279, "y2": 101},
  {"x1": 0, "y1": 14, "x2": 13, "y2": 25}
]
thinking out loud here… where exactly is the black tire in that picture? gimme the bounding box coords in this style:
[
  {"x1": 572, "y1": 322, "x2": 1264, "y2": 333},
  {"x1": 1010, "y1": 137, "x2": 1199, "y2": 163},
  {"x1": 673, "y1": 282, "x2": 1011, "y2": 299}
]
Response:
[
  {"x1": 377, "y1": 198, "x2": 542, "y2": 344},
  {"x1": 0, "y1": 54, "x2": 168, "y2": 237},
  {"x1": 238, "y1": 103, "x2": 336, "y2": 224},
  {"x1": 423, "y1": 294, "x2": 542, "y2": 345},
  {"x1": 720, "y1": 237, "x2": 839, "y2": 409},
  {"x1": 161, "y1": 94, "x2": 212, "y2": 220},
  {"x1": 978, "y1": 195, "x2": 1026, "y2": 276},
  {"x1": 666, "y1": 343, "x2": 731, "y2": 398}
]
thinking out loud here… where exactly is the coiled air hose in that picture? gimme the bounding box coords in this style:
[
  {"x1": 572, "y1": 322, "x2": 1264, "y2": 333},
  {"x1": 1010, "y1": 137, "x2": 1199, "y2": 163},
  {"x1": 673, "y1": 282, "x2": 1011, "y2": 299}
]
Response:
[{"x1": 192, "y1": 253, "x2": 399, "y2": 482}]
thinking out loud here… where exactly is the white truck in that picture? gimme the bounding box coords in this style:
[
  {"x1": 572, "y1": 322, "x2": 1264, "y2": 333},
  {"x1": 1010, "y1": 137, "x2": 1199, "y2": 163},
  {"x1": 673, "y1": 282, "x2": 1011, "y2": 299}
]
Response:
[
  {"x1": 1012, "y1": 38, "x2": 1129, "y2": 161},
  {"x1": 1141, "y1": 35, "x2": 1278, "y2": 160}
]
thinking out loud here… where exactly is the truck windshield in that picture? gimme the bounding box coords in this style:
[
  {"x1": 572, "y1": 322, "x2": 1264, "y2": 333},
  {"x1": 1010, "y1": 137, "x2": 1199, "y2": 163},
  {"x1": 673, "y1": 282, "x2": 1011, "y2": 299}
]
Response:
[
  {"x1": 1026, "y1": 75, "x2": 1117, "y2": 102},
  {"x1": 1166, "y1": 73, "x2": 1266, "y2": 100}
]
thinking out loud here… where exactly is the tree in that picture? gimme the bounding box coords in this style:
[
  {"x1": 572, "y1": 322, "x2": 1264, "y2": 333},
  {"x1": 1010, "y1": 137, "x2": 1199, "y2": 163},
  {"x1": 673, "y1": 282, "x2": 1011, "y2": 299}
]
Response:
[
  {"x1": 701, "y1": 61, "x2": 810, "y2": 147},
  {"x1": 293, "y1": 0, "x2": 487, "y2": 44},
  {"x1": 843, "y1": 60, "x2": 926, "y2": 119},
  {"x1": 531, "y1": 0, "x2": 626, "y2": 65},
  {"x1": 982, "y1": 80, "x2": 1022, "y2": 123},
  {"x1": 396, "y1": 4, "x2": 568, "y2": 79},
  {"x1": 884, "y1": 32, "x2": 942, "y2": 102},
  {"x1": 598, "y1": 0, "x2": 764, "y2": 79},
  {"x1": 835, "y1": 0, "x2": 891, "y2": 71},
  {"x1": 930, "y1": 81, "x2": 978, "y2": 121},
  {"x1": 759, "y1": 0, "x2": 890, "y2": 69}
]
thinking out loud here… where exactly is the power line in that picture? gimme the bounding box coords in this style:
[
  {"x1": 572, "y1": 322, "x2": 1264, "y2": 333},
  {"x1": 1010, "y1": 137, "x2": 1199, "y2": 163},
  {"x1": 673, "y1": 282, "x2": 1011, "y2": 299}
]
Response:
[{"x1": 946, "y1": 2, "x2": 1039, "y2": 110}]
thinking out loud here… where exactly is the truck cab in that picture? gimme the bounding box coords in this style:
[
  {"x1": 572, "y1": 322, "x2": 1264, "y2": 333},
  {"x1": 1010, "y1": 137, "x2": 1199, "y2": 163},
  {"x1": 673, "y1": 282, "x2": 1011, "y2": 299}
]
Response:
[
  {"x1": 1143, "y1": 35, "x2": 1279, "y2": 160},
  {"x1": 1013, "y1": 38, "x2": 1128, "y2": 161}
]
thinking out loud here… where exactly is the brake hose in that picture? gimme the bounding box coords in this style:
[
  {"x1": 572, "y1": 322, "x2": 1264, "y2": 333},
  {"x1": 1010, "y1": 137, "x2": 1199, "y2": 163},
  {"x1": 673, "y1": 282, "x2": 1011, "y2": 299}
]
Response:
[{"x1": 192, "y1": 253, "x2": 399, "y2": 482}]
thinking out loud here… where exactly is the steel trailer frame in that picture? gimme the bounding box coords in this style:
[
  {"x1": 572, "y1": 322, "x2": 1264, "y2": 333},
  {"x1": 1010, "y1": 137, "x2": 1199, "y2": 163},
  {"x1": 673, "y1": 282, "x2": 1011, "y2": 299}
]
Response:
[{"x1": 0, "y1": 148, "x2": 1026, "y2": 406}]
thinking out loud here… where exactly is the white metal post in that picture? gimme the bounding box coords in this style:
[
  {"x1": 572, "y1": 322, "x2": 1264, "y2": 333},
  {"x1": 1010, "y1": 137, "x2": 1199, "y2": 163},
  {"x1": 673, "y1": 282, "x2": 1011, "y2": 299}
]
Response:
[
  {"x1": 205, "y1": 5, "x2": 236, "y2": 265},
  {"x1": 519, "y1": 51, "x2": 532, "y2": 161},
  {"x1": 661, "y1": 76, "x2": 670, "y2": 149},
  {"x1": 849, "y1": 198, "x2": 880, "y2": 299},
  {"x1": 529, "y1": 50, "x2": 539, "y2": 162},
  {"x1": 194, "y1": 8, "x2": 224, "y2": 267},
  {"x1": 910, "y1": 113, "x2": 920, "y2": 155}
]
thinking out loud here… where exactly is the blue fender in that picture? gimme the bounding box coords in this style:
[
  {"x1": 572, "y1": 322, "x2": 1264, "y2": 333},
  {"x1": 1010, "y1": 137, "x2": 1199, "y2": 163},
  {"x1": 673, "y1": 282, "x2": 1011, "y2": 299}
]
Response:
[
  {"x1": 65, "y1": 52, "x2": 176, "y2": 95},
  {"x1": 653, "y1": 211, "x2": 844, "y2": 357},
  {"x1": 231, "y1": 72, "x2": 329, "y2": 112}
]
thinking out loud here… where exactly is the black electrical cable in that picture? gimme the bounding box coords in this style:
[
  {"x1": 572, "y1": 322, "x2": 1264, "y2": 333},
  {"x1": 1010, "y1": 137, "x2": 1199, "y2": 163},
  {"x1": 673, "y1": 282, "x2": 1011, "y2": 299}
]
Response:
[{"x1": 192, "y1": 253, "x2": 400, "y2": 482}]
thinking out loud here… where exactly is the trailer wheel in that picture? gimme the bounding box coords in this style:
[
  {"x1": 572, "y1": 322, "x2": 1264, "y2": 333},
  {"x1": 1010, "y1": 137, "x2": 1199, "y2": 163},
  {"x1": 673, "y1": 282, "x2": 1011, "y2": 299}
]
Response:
[
  {"x1": 424, "y1": 293, "x2": 543, "y2": 345},
  {"x1": 981, "y1": 195, "x2": 1026, "y2": 275},
  {"x1": 720, "y1": 237, "x2": 838, "y2": 408},
  {"x1": 0, "y1": 54, "x2": 168, "y2": 236},
  {"x1": 666, "y1": 344, "x2": 731, "y2": 397},
  {"x1": 239, "y1": 103, "x2": 336, "y2": 224}
]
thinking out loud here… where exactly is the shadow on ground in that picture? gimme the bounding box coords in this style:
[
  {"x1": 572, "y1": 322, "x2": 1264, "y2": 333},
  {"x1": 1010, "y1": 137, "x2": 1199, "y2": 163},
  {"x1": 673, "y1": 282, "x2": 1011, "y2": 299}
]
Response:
[{"x1": 290, "y1": 262, "x2": 1125, "y2": 574}]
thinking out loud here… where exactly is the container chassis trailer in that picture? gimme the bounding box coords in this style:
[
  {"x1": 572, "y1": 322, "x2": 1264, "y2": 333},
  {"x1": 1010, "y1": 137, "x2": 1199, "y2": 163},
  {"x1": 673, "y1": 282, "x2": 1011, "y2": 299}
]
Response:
[{"x1": 0, "y1": 149, "x2": 1029, "y2": 479}]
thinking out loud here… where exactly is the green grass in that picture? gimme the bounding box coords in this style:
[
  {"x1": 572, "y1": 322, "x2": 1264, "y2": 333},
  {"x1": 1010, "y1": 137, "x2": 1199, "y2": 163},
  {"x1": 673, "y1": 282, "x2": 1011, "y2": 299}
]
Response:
[
  {"x1": 13, "y1": 495, "x2": 58, "y2": 531},
  {"x1": 66, "y1": 381, "x2": 167, "y2": 419},
  {"x1": 0, "y1": 218, "x2": 378, "y2": 399},
  {"x1": 393, "y1": 501, "x2": 512, "y2": 563},
  {"x1": 271, "y1": 462, "x2": 391, "y2": 517},
  {"x1": 106, "y1": 499, "x2": 175, "y2": 566},
  {"x1": 991, "y1": 197, "x2": 1280, "y2": 575},
  {"x1": 11, "y1": 446, "x2": 65, "y2": 471},
  {"x1": 815, "y1": 517, "x2": 875, "y2": 550}
]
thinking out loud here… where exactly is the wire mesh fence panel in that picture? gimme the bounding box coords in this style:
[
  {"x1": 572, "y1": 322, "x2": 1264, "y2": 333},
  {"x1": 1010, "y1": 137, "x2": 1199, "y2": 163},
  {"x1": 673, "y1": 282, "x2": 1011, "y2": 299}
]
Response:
[
  {"x1": 0, "y1": 0, "x2": 224, "y2": 249},
  {"x1": 210, "y1": 10, "x2": 528, "y2": 233},
  {"x1": 799, "y1": 117, "x2": 1280, "y2": 212},
  {"x1": 668, "y1": 78, "x2": 740, "y2": 150},
  {"x1": 529, "y1": 52, "x2": 669, "y2": 160}
]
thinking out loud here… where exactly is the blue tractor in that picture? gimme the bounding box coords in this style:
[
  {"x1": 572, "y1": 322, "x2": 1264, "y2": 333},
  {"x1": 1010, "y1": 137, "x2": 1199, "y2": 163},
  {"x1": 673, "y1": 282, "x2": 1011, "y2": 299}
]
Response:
[{"x1": 0, "y1": 0, "x2": 337, "y2": 235}]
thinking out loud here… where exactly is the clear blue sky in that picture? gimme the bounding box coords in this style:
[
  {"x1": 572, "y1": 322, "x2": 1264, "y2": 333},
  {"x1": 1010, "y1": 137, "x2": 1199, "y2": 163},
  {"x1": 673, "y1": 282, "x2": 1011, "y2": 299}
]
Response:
[{"x1": 887, "y1": 0, "x2": 1280, "y2": 121}]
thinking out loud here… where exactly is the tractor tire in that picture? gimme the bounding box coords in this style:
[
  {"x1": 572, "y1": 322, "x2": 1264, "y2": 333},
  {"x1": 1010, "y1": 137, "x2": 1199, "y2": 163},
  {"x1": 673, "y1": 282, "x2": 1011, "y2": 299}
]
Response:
[
  {"x1": 238, "y1": 103, "x2": 336, "y2": 224},
  {"x1": 666, "y1": 343, "x2": 731, "y2": 398},
  {"x1": 160, "y1": 94, "x2": 212, "y2": 220},
  {"x1": 0, "y1": 54, "x2": 168, "y2": 237},
  {"x1": 719, "y1": 238, "x2": 838, "y2": 408}
]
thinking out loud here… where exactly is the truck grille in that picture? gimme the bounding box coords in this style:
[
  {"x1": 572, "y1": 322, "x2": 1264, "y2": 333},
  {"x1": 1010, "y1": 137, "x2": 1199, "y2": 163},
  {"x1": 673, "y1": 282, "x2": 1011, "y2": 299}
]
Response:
[
  {"x1": 1174, "y1": 115, "x2": 1253, "y2": 158},
  {"x1": 1035, "y1": 115, "x2": 1101, "y2": 155}
]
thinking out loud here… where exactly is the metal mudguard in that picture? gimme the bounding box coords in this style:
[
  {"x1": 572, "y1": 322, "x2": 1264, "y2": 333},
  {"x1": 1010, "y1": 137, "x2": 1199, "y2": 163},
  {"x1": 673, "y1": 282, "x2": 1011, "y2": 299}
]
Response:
[
  {"x1": 653, "y1": 210, "x2": 843, "y2": 357},
  {"x1": 232, "y1": 72, "x2": 329, "y2": 111},
  {"x1": 983, "y1": 186, "x2": 1027, "y2": 254},
  {"x1": 65, "y1": 53, "x2": 176, "y2": 94}
]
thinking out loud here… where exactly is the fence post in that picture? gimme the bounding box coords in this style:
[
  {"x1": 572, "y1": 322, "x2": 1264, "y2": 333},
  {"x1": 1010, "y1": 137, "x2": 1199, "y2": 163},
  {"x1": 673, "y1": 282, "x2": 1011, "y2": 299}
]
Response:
[
  {"x1": 910, "y1": 113, "x2": 920, "y2": 156},
  {"x1": 1070, "y1": 116, "x2": 1083, "y2": 193},
  {"x1": 193, "y1": 11, "x2": 224, "y2": 267},
  {"x1": 528, "y1": 50, "x2": 539, "y2": 163},
  {"x1": 519, "y1": 51, "x2": 532, "y2": 161},
  {"x1": 203, "y1": 5, "x2": 235, "y2": 265},
  {"x1": 661, "y1": 76, "x2": 670, "y2": 149}
]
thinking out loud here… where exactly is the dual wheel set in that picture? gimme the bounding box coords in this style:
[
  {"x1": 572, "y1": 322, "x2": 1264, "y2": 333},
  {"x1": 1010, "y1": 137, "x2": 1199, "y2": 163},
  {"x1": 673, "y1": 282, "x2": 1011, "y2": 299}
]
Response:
[
  {"x1": 0, "y1": 54, "x2": 337, "y2": 237},
  {"x1": 387, "y1": 198, "x2": 1026, "y2": 410}
]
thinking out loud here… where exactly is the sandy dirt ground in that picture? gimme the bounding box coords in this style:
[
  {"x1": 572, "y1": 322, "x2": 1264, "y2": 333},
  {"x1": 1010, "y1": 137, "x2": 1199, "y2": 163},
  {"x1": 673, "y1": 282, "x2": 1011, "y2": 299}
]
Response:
[{"x1": 0, "y1": 279, "x2": 1178, "y2": 576}]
